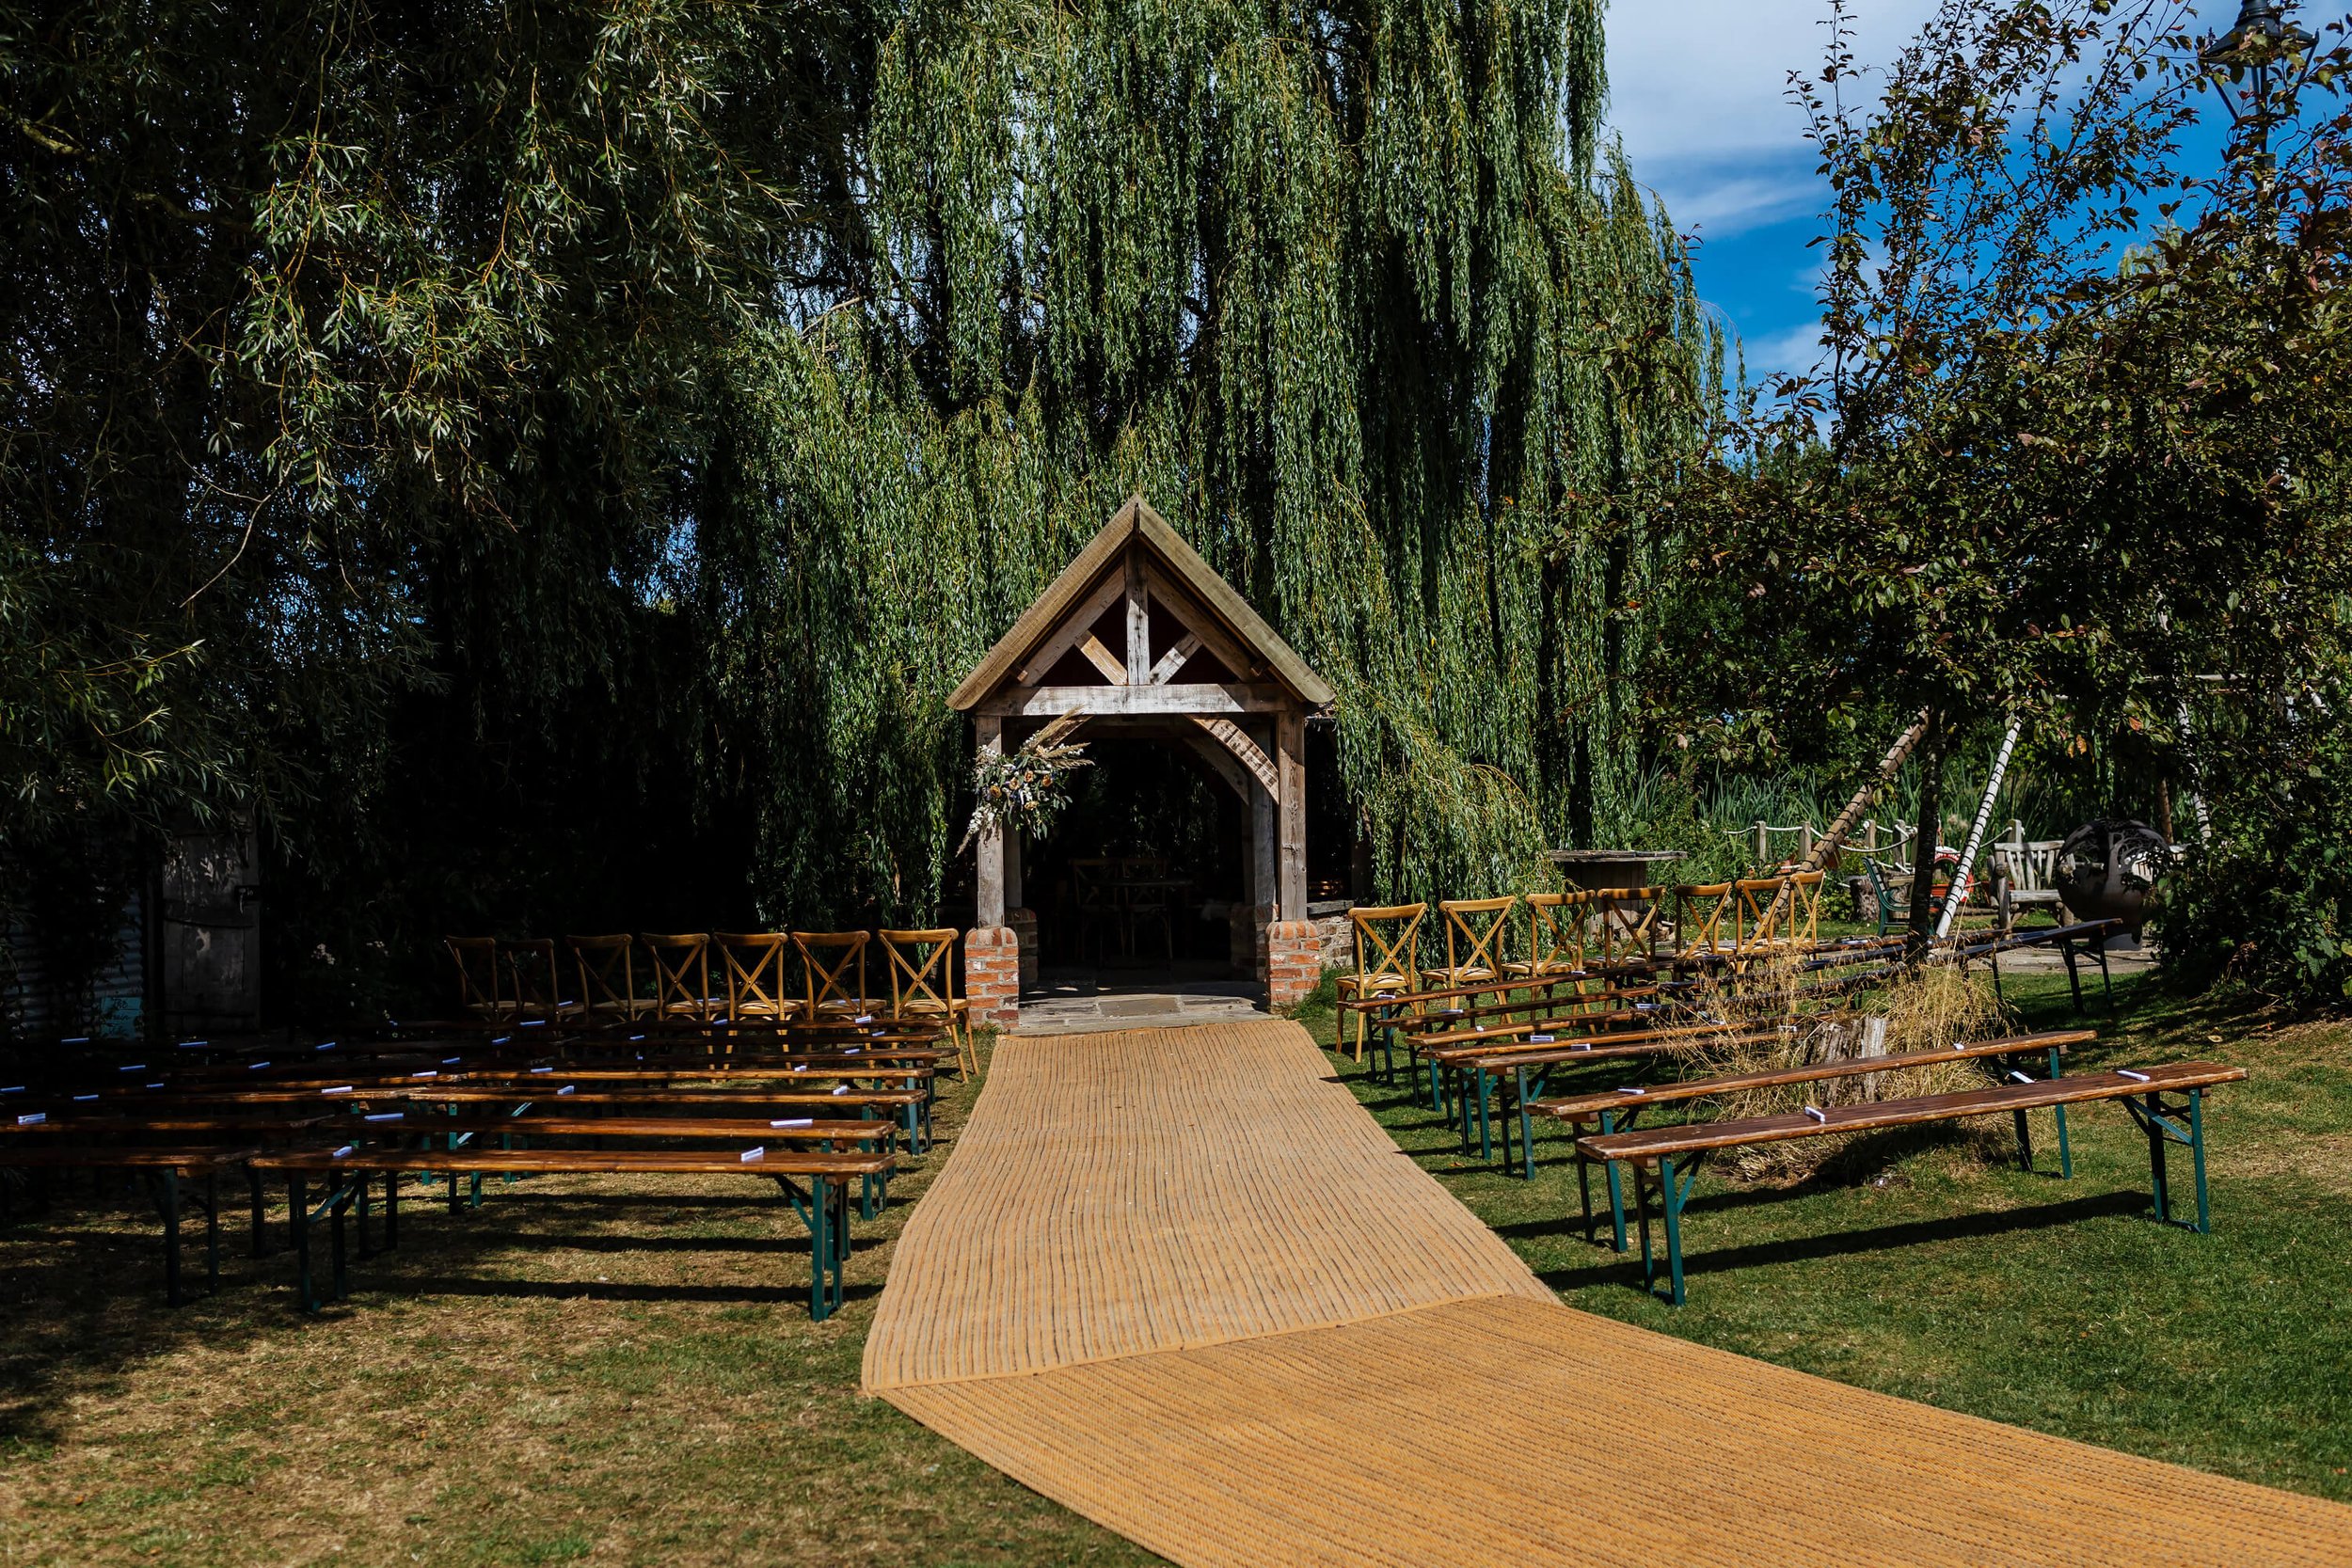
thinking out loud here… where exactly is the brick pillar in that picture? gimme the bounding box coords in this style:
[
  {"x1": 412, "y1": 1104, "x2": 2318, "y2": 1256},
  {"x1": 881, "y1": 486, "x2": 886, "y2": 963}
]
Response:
[
  {"x1": 1008, "y1": 907, "x2": 1041, "y2": 992},
  {"x1": 964, "y1": 926, "x2": 1021, "y2": 1031},
  {"x1": 1260, "y1": 919, "x2": 1321, "y2": 1011}
]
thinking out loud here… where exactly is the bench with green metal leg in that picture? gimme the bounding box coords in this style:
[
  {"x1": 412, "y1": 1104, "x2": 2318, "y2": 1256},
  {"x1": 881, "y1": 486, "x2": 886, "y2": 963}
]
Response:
[
  {"x1": 1573, "y1": 1060, "x2": 2244, "y2": 1305},
  {"x1": 1535, "y1": 1031, "x2": 2094, "y2": 1242},
  {"x1": 251, "y1": 1147, "x2": 893, "y2": 1320},
  {"x1": 0, "y1": 1147, "x2": 259, "y2": 1306}
]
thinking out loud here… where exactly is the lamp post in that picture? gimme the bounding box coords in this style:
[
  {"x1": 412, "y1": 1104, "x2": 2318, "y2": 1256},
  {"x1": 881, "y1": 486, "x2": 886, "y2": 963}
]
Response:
[{"x1": 2202, "y1": 0, "x2": 2316, "y2": 161}]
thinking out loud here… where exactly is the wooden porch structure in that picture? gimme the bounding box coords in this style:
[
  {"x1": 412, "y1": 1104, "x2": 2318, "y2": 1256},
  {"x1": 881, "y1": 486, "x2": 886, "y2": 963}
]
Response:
[{"x1": 948, "y1": 496, "x2": 1333, "y2": 1021}]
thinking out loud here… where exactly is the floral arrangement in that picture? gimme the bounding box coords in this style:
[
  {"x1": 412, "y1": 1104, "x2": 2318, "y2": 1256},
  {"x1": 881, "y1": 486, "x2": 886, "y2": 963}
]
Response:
[{"x1": 960, "y1": 710, "x2": 1091, "y2": 851}]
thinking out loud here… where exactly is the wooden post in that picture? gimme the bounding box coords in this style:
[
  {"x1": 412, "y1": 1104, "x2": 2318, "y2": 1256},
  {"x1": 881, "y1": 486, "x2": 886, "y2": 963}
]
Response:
[
  {"x1": 1277, "y1": 709, "x2": 1307, "y2": 921},
  {"x1": 1252, "y1": 750, "x2": 1277, "y2": 912},
  {"x1": 1124, "y1": 554, "x2": 1151, "y2": 683},
  {"x1": 976, "y1": 715, "x2": 1005, "y2": 928}
]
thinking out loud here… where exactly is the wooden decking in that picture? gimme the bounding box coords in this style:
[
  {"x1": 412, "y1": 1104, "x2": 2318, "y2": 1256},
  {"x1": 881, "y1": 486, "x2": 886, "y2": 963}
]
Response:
[{"x1": 864, "y1": 1021, "x2": 2352, "y2": 1567}]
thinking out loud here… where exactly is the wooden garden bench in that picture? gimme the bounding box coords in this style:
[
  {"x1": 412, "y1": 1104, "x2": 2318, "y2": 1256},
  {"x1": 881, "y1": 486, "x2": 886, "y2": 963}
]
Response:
[
  {"x1": 250, "y1": 1145, "x2": 896, "y2": 1321},
  {"x1": 1431, "y1": 1026, "x2": 1797, "y2": 1172},
  {"x1": 404, "y1": 1085, "x2": 932, "y2": 1150},
  {"x1": 0, "y1": 1145, "x2": 261, "y2": 1305},
  {"x1": 1574, "y1": 1059, "x2": 2247, "y2": 1305},
  {"x1": 1536, "y1": 1029, "x2": 2096, "y2": 1243}
]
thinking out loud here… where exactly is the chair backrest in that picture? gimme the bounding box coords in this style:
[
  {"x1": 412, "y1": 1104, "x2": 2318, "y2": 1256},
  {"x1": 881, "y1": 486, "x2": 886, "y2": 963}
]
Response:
[
  {"x1": 498, "y1": 938, "x2": 563, "y2": 1019},
  {"x1": 1522, "y1": 892, "x2": 1593, "y2": 974},
  {"x1": 1589, "y1": 885, "x2": 1666, "y2": 962},
  {"x1": 1735, "y1": 871, "x2": 1824, "y2": 952},
  {"x1": 566, "y1": 935, "x2": 637, "y2": 1016},
  {"x1": 711, "y1": 931, "x2": 792, "y2": 1019},
  {"x1": 795, "y1": 930, "x2": 870, "y2": 1011},
  {"x1": 1072, "y1": 858, "x2": 1111, "y2": 914},
  {"x1": 1438, "y1": 895, "x2": 1516, "y2": 976},
  {"x1": 1348, "y1": 902, "x2": 1425, "y2": 983},
  {"x1": 639, "y1": 932, "x2": 710, "y2": 1017},
  {"x1": 1674, "y1": 883, "x2": 1735, "y2": 956},
  {"x1": 879, "y1": 927, "x2": 961, "y2": 1014},
  {"x1": 445, "y1": 937, "x2": 503, "y2": 1017}
]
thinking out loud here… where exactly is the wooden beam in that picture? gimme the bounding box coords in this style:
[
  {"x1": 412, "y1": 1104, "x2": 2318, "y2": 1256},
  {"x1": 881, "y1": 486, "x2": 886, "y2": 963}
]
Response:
[
  {"x1": 1013, "y1": 572, "x2": 1129, "y2": 686},
  {"x1": 1190, "y1": 715, "x2": 1279, "y2": 796},
  {"x1": 1277, "y1": 709, "x2": 1308, "y2": 921},
  {"x1": 1078, "y1": 634, "x2": 1127, "y2": 685},
  {"x1": 1125, "y1": 552, "x2": 1152, "y2": 684},
  {"x1": 1139, "y1": 562, "x2": 1266, "y2": 683},
  {"x1": 1147, "y1": 632, "x2": 1202, "y2": 685},
  {"x1": 977, "y1": 683, "x2": 1292, "y2": 718},
  {"x1": 1178, "y1": 733, "x2": 1252, "y2": 801},
  {"x1": 975, "y1": 716, "x2": 1005, "y2": 928}
]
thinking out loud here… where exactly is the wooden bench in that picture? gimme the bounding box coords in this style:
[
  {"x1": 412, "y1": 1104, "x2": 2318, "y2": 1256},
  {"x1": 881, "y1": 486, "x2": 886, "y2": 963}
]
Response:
[
  {"x1": 403, "y1": 1085, "x2": 932, "y2": 1151},
  {"x1": 0, "y1": 1145, "x2": 260, "y2": 1305},
  {"x1": 1536, "y1": 1030, "x2": 2095, "y2": 1243},
  {"x1": 250, "y1": 1145, "x2": 895, "y2": 1321},
  {"x1": 1574, "y1": 1059, "x2": 2247, "y2": 1304},
  {"x1": 1435, "y1": 1027, "x2": 1803, "y2": 1174}
]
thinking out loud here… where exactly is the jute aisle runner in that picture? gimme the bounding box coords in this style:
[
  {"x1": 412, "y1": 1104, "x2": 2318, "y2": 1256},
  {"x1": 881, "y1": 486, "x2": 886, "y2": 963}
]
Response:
[{"x1": 863, "y1": 1021, "x2": 2352, "y2": 1567}]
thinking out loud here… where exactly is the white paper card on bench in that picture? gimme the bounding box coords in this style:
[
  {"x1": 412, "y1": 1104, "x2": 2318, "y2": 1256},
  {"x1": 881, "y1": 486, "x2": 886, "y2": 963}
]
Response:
[
  {"x1": 557, "y1": 1085, "x2": 577, "y2": 1095},
  {"x1": 1529, "y1": 1034, "x2": 1555, "y2": 1043},
  {"x1": 16, "y1": 1113, "x2": 44, "y2": 1125},
  {"x1": 1804, "y1": 1105, "x2": 1827, "y2": 1122},
  {"x1": 332, "y1": 1145, "x2": 356, "y2": 1158},
  {"x1": 740, "y1": 1147, "x2": 765, "y2": 1162},
  {"x1": 0, "y1": 1086, "x2": 21, "y2": 1094},
  {"x1": 2010, "y1": 1070, "x2": 2033, "y2": 1084},
  {"x1": 531, "y1": 1066, "x2": 553, "y2": 1074},
  {"x1": 72, "y1": 1094, "x2": 98, "y2": 1101},
  {"x1": 1614, "y1": 1086, "x2": 1645, "y2": 1096},
  {"x1": 771, "y1": 1118, "x2": 813, "y2": 1128},
  {"x1": 854, "y1": 1014, "x2": 875, "y2": 1024},
  {"x1": 443, "y1": 1056, "x2": 461, "y2": 1064},
  {"x1": 322, "y1": 1086, "x2": 353, "y2": 1095},
  {"x1": 364, "y1": 1112, "x2": 405, "y2": 1122},
  {"x1": 412, "y1": 1070, "x2": 437, "y2": 1078},
  {"x1": 2118, "y1": 1069, "x2": 2151, "y2": 1083},
  {"x1": 830, "y1": 1085, "x2": 850, "y2": 1095}
]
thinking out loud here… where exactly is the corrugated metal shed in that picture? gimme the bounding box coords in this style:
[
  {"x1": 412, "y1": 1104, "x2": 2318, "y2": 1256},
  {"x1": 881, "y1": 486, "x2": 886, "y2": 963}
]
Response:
[{"x1": 1, "y1": 889, "x2": 147, "y2": 1041}]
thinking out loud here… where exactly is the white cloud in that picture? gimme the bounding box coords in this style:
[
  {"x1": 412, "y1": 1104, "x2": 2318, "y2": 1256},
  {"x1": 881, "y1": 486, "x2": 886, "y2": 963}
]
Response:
[
  {"x1": 1602, "y1": 0, "x2": 1939, "y2": 168},
  {"x1": 1603, "y1": 1, "x2": 1941, "y2": 236}
]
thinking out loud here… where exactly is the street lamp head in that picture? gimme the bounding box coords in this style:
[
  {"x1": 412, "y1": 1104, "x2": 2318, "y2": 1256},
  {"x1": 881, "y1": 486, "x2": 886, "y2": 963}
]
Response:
[{"x1": 2204, "y1": 0, "x2": 2316, "y2": 65}]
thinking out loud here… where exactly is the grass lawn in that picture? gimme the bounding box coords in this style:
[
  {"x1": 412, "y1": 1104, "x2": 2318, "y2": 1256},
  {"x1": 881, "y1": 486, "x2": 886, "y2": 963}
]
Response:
[
  {"x1": 4, "y1": 971, "x2": 2345, "y2": 1565},
  {"x1": 0, "y1": 1045, "x2": 1158, "y2": 1568},
  {"x1": 1298, "y1": 968, "x2": 2352, "y2": 1506}
]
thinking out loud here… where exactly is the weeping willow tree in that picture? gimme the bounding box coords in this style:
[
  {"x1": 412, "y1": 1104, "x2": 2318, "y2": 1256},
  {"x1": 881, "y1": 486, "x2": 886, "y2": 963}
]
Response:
[{"x1": 701, "y1": 0, "x2": 1723, "y2": 924}]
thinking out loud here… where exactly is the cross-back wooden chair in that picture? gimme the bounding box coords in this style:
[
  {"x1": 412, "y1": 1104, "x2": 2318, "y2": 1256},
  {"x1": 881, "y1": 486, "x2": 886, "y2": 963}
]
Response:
[
  {"x1": 445, "y1": 937, "x2": 504, "y2": 1022},
  {"x1": 1504, "y1": 891, "x2": 1594, "y2": 981},
  {"x1": 1734, "y1": 871, "x2": 1825, "y2": 958},
  {"x1": 1421, "y1": 895, "x2": 1518, "y2": 991},
  {"x1": 640, "y1": 932, "x2": 714, "y2": 1022},
  {"x1": 794, "y1": 930, "x2": 871, "y2": 1017},
  {"x1": 566, "y1": 934, "x2": 644, "y2": 1023},
  {"x1": 712, "y1": 931, "x2": 803, "y2": 1037},
  {"x1": 498, "y1": 938, "x2": 569, "y2": 1023},
  {"x1": 880, "y1": 927, "x2": 975, "y2": 1074},
  {"x1": 1590, "y1": 885, "x2": 1667, "y2": 963},
  {"x1": 1335, "y1": 902, "x2": 1425, "y2": 1062},
  {"x1": 1673, "y1": 882, "x2": 1736, "y2": 958}
]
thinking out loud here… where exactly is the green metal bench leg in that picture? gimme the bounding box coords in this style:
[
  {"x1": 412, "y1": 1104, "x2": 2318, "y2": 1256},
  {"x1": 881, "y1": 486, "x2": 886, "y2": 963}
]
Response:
[
  {"x1": 206, "y1": 1169, "x2": 221, "y2": 1295},
  {"x1": 1660, "y1": 1155, "x2": 1688, "y2": 1306},
  {"x1": 2189, "y1": 1089, "x2": 2211, "y2": 1233},
  {"x1": 808, "y1": 1175, "x2": 834, "y2": 1322},
  {"x1": 2050, "y1": 1046, "x2": 2073, "y2": 1179},
  {"x1": 1476, "y1": 1069, "x2": 1493, "y2": 1163},
  {"x1": 2146, "y1": 1093, "x2": 2171, "y2": 1225},
  {"x1": 1602, "y1": 1112, "x2": 1629, "y2": 1253},
  {"x1": 330, "y1": 1185, "x2": 349, "y2": 1300},
  {"x1": 2011, "y1": 1108, "x2": 2034, "y2": 1173}
]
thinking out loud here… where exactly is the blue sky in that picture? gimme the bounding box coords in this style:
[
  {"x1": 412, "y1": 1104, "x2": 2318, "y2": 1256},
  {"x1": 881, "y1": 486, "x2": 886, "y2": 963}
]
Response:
[
  {"x1": 1602, "y1": 1, "x2": 1940, "y2": 388},
  {"x1": 1604, "y1": 3, "x2": 2259, "y2": 388}
]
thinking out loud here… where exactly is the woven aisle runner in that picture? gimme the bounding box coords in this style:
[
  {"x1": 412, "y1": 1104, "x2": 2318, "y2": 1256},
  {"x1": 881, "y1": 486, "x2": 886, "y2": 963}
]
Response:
[{"x1": 864, "y1": 1021, "x2": 2352, "y2": 1567}]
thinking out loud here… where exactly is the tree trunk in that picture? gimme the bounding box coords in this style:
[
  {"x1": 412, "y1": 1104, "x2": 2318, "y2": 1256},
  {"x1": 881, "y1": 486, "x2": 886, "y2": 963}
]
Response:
[{"x1": 1905, "y1": 720, "x2": 1945, "y2": 958}]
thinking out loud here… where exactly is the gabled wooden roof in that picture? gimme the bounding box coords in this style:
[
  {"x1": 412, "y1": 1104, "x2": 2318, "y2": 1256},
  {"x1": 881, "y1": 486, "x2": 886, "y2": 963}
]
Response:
[{"x1": 947, "y1": 496, "x2": 1334, "y2": 712}]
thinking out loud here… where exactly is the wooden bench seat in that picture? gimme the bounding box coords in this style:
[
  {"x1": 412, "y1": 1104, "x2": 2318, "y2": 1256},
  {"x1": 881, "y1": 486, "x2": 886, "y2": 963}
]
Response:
[
  {"x1": 0, "y1": 1145, "x2": 261, "y2": 1304},
  {"x1": 1573, "y1": 1060, "x2": 2248, "y2": 1305},
  {"x1": 1431, "y1": 1027, "x2": 1795, "y2": 1173},
  {"x1": 403, "y1": 1085, "x2": 932, "y2": 1152},
  {"x1": 1536, "y1": 1030, "x2": 2094, "y2": 1243},
  {"x1": 250, "y1": 1145, "x2": 896, "y2": 1320}
]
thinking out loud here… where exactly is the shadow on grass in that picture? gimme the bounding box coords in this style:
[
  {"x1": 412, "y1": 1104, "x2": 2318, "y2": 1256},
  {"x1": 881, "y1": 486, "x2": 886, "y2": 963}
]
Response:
[{"x1": 1534, "y1": 1188, "x2": 2149, "y2": 1293}]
